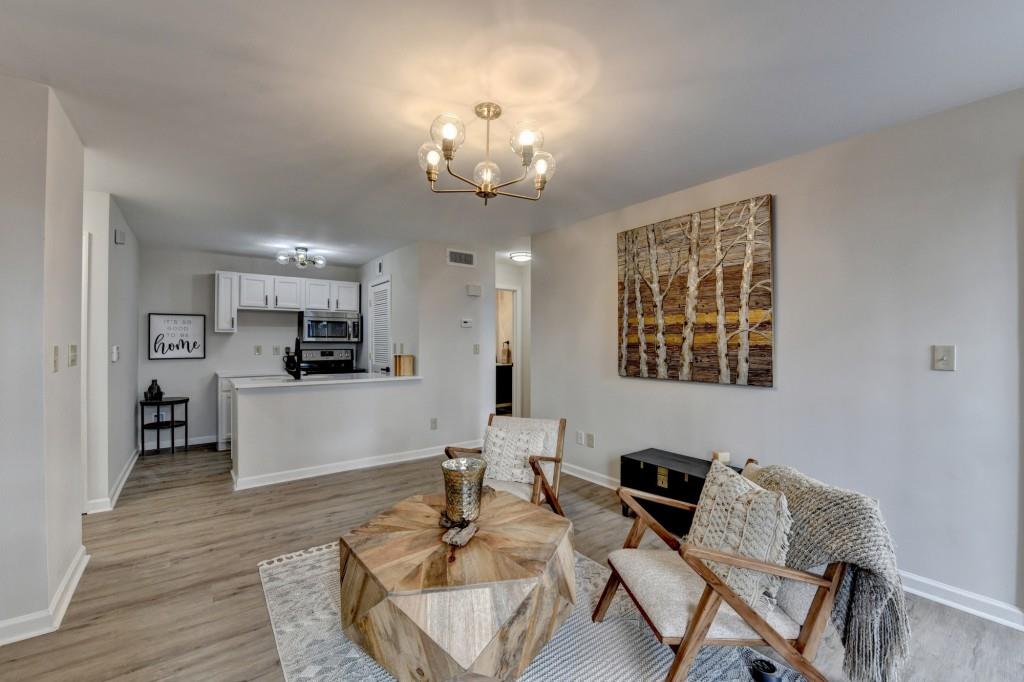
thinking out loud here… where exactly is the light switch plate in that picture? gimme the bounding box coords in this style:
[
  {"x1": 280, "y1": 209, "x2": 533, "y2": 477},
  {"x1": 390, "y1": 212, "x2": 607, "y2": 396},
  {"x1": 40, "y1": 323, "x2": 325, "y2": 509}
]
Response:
[
  {"x1": 585, "y1": 432, "x2": 595, "y2": 448},
  {"x1": 932, "y1": 344, "x2": 956, "y2": 371},
  {"x1": 473, "y1": 343, "x2": 480, "y2": 355},
  {"x1": 575, "y1": 430, "x2": 585, "y2": 446},
  {"x1": 111, "y1": 344, "x2": 120, "y2": 363}
]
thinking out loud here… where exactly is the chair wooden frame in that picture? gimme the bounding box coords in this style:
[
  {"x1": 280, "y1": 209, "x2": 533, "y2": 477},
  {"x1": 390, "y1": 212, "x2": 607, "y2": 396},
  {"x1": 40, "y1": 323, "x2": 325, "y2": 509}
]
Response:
[
  {"x1": 592, "y1": 486, "x2": 847, "y2": 682},
  {"x1": 444, "y1": 413, "x2": 567, "y2": 516}
]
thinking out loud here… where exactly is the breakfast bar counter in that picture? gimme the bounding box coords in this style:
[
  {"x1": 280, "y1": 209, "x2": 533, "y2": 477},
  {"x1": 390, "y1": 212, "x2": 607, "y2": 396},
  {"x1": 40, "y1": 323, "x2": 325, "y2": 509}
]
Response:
[{"x1": 228, "y1": 372, "x2": 470, "y2": 491}]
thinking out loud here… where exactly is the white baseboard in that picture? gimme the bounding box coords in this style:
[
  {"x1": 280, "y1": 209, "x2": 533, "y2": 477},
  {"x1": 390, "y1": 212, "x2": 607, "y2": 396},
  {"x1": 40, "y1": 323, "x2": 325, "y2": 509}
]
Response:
[
  {"x1": 0, "y1": 545, "x2": 90, "y2": 647},
  {"x1": 109, "y1": 447, "x2": 139, "y2": 508},
  {"x1": 562, "y1": 461, "x2": 619, "y2": 490},
  {"x1": 561, "y1": 461, "x2": 1024, "y2": 632},
  {"x1": 84, "y1": 496, "x2": 112, "y2": 514},
  {"x1": 233, "y1": 440, "x2": 481, "y2": 491},
  {"x1": 85, "y1": 448, "x2": 140, "y2": 514},
  {"x1": 900, "y1": 569, "x2": 1024, "y2": 632},
  {"x1": 140, "y1": 434, "x2": 216, "y2": 451}
]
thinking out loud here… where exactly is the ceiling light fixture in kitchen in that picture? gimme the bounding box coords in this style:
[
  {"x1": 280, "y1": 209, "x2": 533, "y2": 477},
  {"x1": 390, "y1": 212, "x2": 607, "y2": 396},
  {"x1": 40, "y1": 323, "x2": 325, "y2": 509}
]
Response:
[
  {"x1": 509, "y1": 251, "x2": 532, "y2": 262},
  {"x1": 418, "y1": 102, "x2": 556, "y2": 206},
  {"x1": 276, "y1": 247, "x2": 326, "y2": 269}
]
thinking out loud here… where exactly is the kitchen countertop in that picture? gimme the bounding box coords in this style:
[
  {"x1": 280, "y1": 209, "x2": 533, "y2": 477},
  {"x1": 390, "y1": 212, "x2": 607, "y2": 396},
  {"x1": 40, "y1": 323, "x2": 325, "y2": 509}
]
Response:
[
  {"x1": 216, "y1": 370, "x2": 287, "y2": 379},
  {"x1": 230, "y1": 373, "x2": 421, "y2": 390}
]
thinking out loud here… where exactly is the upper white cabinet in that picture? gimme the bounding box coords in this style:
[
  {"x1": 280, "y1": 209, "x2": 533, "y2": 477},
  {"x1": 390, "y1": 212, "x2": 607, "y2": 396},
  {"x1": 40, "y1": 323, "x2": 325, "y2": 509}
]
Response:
[
  {"x1": 332, "y1": 281, "x2": 360, "y2": 312},
  {"x1": 273, "y1": 276, "x2": 304, "y2": 309},
  {"x1": 215, "y1": 271, "x2": 239, "y2": 332},
  {"x1": 305, "y1": 279, "x2": 332, "y2": 311},
  {"x1": 239, "y1": 273, "x2": 272, "y2": 308},
  {"x1": 214, "y1": 270, "x2": 360, "y2": 333}
]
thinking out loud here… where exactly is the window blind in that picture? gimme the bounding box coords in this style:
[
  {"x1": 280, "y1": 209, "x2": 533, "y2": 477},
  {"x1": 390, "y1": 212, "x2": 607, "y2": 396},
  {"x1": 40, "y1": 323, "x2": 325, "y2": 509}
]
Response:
[{"x1": 370, "y1": 280, "x2": 391, "y2": 371}]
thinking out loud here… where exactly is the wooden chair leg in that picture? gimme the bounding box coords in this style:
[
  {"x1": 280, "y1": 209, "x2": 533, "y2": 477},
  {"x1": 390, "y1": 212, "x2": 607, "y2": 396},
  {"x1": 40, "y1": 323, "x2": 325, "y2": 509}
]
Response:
[
  {"x1": 591, "y1": 571, "x2": 622, "y2": 622},
  {"x1": 667, "y1": 585, "x2": 722, "y2": 682}
]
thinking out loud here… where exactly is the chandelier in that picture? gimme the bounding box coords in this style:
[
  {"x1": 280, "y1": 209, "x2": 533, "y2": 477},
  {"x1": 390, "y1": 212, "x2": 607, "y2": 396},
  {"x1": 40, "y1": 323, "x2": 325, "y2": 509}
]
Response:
[
  {"x1": 417, "y1": 102, "x2": 556, "y2": 205},
  {"x1": 276, "y1": 247, "x2": 326, "y2": 269}
]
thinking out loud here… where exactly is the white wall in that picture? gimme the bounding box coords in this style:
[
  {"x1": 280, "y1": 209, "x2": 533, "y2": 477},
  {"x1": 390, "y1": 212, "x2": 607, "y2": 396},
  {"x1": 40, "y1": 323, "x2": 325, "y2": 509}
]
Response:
[
  {"x1": 360, "y1": 240, "x2": 496, "y2": 443},
  {"x1": 84, "y1": 191, "x2": 140, "y2": 510},
  {"x1": 0, "y1": 75, "x2": 87, "y2": 644},
  {"x1": 42, "y1": 89, "x2": 85, "y2": 599},
  {"x1": 532, "y1": 88, "x2": 1024, "y2": 623},
  {"x1": 136, "y1": 246, "x2": 359, "y2": 446},
  {"x1": 0, "y1": 72, "x2": 50, "y2": 633},
  {"x1": 360, "y1": 243, "x2": 420, "y2": 370},
  {"x1": 496, "y1": 259, "x2": 532, "y2": 417},
  {"x1": 107, "y1": 199, "x2": 139, "y2": 492},
  {"x1": 83, "y1": 192, "x2": 111, "y2": 506}
]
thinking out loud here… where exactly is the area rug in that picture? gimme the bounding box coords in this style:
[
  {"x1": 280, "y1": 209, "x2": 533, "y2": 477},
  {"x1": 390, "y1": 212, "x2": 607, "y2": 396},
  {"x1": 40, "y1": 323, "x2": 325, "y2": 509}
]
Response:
[{"x1": 259, "y1": 542, "x2": 804, "y2": 681}]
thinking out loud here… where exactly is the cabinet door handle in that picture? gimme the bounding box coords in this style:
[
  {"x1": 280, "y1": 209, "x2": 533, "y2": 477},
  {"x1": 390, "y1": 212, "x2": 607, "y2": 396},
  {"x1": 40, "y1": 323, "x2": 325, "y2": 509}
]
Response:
[
  {"x1": 335, "y1": 298, "x2": 339, "y2": 309},
  {"x1": 275, "y1": 295, "x2": 278, "y2": 306},
  {"x1": 231, "y1": 316, "x2": 235, "y2": 328},
  {"x1": 264, "y1": 294, "x2": 268, "y2": 306}
]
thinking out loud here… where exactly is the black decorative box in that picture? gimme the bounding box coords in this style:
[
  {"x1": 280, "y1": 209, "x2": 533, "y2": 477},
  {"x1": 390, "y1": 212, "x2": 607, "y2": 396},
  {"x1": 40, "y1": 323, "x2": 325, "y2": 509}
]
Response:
[{"x1": 619, "y1": 448, "x2": 741, "y2": 536}]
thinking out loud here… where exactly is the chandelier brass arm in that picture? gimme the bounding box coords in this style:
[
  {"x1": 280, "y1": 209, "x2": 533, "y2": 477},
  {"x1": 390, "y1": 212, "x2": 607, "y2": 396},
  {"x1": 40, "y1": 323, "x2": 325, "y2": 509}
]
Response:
[
  {"x1": 445, "y1": 159, "x2": 478, "y2": 188},
  {"x1": 495, "y1": 189, "x2": 541, "y2": 201}
]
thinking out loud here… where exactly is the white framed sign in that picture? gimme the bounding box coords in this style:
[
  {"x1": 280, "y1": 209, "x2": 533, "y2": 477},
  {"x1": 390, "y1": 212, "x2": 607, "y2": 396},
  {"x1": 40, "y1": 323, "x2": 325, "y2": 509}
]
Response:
[{"x1": 148, "y1": 313, "x2": 206, "y2": 360}]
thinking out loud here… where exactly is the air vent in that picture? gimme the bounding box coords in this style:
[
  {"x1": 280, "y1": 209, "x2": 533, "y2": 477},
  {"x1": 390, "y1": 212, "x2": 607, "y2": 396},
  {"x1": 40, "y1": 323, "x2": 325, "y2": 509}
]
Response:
[{"x1": 447, "y1": 248, "x2": 477, "y2": 268}]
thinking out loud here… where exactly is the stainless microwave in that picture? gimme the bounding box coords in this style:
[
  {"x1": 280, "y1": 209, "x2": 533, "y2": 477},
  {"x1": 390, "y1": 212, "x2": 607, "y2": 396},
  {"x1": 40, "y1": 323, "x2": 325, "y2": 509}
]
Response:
[{"x1": 300, "y1": 311, "x2": 361, "y2": 343}]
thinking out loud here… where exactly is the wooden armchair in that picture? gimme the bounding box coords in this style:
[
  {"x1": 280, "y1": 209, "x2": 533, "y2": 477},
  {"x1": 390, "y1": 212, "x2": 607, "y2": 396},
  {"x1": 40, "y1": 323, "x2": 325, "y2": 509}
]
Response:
[
  {"x1": 592, "y1": 485, "x2": 846, "y2": 682},
  {"x1": 445, "y1": 414, "x2": 567, "y2": 516}
]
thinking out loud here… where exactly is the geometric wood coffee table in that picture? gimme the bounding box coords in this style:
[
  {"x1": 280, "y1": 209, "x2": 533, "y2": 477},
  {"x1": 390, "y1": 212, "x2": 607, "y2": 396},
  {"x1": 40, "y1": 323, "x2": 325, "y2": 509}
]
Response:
[{"x1": 339, "y1": 488, "x2": 575, "y2": 681}]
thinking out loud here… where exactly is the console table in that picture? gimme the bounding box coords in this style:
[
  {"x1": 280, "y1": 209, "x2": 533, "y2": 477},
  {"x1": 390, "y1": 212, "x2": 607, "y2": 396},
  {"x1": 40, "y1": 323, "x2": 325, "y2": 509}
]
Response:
[
  {"x1": 139, "y1": 396, "x2": 189, "y2": 456},
  {"x1": 620, "y1": 448, "x2": 741, "y2": 535}
]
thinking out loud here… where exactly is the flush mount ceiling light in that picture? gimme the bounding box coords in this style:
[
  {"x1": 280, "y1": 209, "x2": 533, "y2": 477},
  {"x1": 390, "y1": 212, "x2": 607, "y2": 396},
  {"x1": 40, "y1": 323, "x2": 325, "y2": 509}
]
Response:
[
  {"x1": 276, "y1": 247, "x2": 326, "y2": 269},
  {"x1": 418, "y1": 102, "x2": 556, "y2": 206},
  {"x1": 509, "y1": 251, "x2": 532, "y2": 262}
]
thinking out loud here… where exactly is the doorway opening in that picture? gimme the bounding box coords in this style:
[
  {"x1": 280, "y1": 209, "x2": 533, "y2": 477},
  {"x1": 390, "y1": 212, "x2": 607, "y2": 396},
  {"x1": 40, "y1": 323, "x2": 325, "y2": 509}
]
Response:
[{"x1": 496, "y1": 288, "x2": 517, "y2": 415}]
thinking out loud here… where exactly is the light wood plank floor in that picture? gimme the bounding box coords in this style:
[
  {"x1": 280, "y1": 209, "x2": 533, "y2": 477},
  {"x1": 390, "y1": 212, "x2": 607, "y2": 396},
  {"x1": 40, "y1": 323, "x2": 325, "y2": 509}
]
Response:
[{"x1": 1, "y1": 449, "x2": 1021, "y2": 680}]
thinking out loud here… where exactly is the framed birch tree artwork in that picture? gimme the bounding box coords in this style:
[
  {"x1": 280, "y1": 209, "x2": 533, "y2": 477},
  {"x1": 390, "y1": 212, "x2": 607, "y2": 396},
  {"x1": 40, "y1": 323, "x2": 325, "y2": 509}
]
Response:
[{"x1": 617, "y1": 194, "x2": 773, "y2": 386}]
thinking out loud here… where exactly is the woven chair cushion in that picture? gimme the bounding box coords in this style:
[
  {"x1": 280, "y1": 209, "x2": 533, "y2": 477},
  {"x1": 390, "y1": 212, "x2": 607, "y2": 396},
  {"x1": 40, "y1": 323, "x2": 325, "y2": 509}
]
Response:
[
  {"x1": 481, "y1": 425, "x2": 545, "y2": 484},
  {"x1": 489, "y1": 416, "x2": 560, "y2": 481},
  {"x1": 485, "y1": 478, "x2": 544, "y2": 503},
  {"x1": 608, "y1": 549, "x2": 801, "y2": 640},
  {"x1": 688, "y1": 461, "x2": 792, "y2": 610}
]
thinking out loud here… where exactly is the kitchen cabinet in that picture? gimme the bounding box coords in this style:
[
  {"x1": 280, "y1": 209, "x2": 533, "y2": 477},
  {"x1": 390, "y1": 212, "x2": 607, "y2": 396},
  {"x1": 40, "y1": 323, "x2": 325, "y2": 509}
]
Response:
[
  {"x1": 273, "y1": 276, "x2": 304, "y2": 309},
  {"x1": 239, "y1": 274, "x2": 272, "y2": 308},
  {"x1": 214, "y1": 271, "x2": 239, "y2": 332},
  {"x1": 221, "y1": 269, "x2": 359, "y2": 319},
  {"x1": 305, "y1": 279, "x2": 332, "y2": 310},
  {"x1": 332, "y1": 281, "x2": 360, "y2": 312}
]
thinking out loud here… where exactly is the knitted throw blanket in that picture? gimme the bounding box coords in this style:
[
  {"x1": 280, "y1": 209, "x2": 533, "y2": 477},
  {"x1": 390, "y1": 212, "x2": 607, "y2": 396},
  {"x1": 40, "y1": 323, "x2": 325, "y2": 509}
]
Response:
[{"x1": 748, "y1": 465, "x2": 911, "y2": 682}]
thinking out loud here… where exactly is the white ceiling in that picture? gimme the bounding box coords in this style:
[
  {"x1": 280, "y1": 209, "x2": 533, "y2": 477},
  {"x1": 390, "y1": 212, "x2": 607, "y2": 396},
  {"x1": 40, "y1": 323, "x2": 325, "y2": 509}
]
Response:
[{"x1": 2, "y1": 1, "x2": 1023, "y2": 265}]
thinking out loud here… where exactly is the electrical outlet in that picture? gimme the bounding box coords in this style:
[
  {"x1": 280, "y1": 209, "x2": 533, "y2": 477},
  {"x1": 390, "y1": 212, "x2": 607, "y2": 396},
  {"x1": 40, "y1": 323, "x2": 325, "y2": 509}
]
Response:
[
  {"x1": 473, "y1": 343, "x2": 480, "y2": 355},
  {"x1": 254, "y1": 344, "x2": 263, "y2": 357},
  {"x1": 430, "y1": 417, "x2": 438, "y2": 431},
  {"x1": 272, "y1": 345, "x2": 282, "y2": 356},
  {"x1": 575, "y1": 430, "x2": 585, "y2": 446},
  {"x1": 111, "y1": 344, "x2": 120, "y2": 363},
  {"x1": 68, "y1": 344, "x2": 78, "y2": 367},
  {"x1": 52, "y1": 345, "x2": 60, "y2": 372},
  {"x1": 585, "y1": 432, "x2": 595, "y2": 448}
]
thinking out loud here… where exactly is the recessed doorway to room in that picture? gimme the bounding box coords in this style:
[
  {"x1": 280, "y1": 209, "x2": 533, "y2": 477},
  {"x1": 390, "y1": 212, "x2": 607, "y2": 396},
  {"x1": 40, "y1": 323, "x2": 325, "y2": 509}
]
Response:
[
  {"x1": 495, "y1": 249, "x2": 531, "y2": 417},
  {"x1": 495, "y1": 288, "x2": 516, "y2": 415}
]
